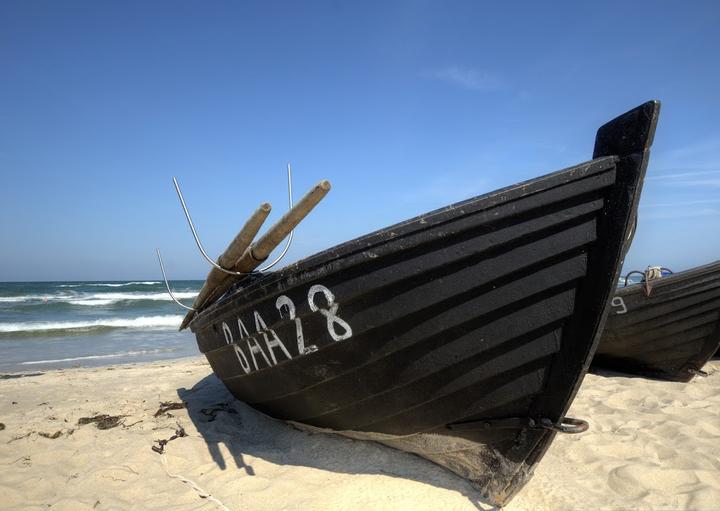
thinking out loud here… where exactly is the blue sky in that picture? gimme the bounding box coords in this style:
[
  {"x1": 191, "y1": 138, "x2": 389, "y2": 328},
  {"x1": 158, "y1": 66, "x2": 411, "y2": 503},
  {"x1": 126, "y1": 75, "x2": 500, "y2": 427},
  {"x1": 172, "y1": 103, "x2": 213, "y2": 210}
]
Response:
[{"x1": 0, "y1": 1, "x2": 718, "y2": 281}]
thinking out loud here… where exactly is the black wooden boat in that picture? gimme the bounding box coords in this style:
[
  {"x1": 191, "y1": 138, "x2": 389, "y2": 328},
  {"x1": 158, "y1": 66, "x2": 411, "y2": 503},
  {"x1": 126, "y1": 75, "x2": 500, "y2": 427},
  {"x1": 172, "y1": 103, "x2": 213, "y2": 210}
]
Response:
[
  {"x1": 593, "y1": 261, "x2": 720, "y2": 382},
  {"x1": 182, "y1": 101, "x2": 659, "y2": 506}
]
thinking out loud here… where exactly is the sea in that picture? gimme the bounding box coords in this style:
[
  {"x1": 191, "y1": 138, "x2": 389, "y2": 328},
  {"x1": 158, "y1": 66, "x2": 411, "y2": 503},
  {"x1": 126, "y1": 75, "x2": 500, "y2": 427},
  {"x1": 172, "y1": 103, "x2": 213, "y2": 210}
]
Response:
[{"x1": 0, "y1": 280, "x2": 203, "y2": 373}]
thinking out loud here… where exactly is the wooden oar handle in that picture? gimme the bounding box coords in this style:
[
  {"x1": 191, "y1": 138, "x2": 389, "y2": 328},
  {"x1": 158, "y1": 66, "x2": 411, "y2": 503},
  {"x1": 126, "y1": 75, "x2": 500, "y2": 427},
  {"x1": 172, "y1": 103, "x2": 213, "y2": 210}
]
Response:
[
  {"x1": 248, "y1": 180, "x2": 331, "y2": 263},
  {"x1": 218, "y1": 203, "x2": 271, "y2": 268}
]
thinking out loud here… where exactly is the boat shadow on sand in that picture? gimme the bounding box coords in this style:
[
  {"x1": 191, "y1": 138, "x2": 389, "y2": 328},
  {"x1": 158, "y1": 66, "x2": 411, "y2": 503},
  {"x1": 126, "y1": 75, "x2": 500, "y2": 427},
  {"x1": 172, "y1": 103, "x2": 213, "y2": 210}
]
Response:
[{"x1": 177, "y1": 374, "x2": 496, "y2": 510}]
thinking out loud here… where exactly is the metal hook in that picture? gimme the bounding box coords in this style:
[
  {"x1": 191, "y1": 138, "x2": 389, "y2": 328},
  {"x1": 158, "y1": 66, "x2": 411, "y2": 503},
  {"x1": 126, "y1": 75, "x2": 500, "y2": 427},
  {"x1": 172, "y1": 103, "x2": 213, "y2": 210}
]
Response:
[
  {"x1": 623, "y1": 270, "x2": 645, "y2": 287},
  {"x1": 173, "y1": 164, "x2": 295, "y2": 276},
  {"x1": 156, "y1": 248, "x2": 196, "y2": 311},
  {"x1": 536, "y1": 417, "x2": 589, "y2": 434},
  {"x1": 256, "y1": 163, "x2": 294, "y2": 272}
]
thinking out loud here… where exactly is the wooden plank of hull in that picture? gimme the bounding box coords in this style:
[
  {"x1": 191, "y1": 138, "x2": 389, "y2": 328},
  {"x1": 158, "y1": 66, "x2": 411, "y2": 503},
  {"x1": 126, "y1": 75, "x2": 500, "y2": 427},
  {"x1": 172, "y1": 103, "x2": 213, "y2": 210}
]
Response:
[
  {"x1": 188, "y1": 101, "x2": 660, "y2": 506},
  {"x1": 594, "y1": 260, "x2": 720, "y2": 381}
]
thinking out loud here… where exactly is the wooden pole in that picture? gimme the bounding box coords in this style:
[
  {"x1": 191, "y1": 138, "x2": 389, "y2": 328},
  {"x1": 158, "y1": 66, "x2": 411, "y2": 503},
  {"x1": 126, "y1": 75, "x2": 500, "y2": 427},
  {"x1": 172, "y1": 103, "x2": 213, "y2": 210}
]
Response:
[
  {"x1": 217, "y1": 203, "x2": 272, "y2": 269},
  {"x1": 242, "y1": 179, "x2": 331, "y2": 264},
  {"x1": 180, "y1": 180, "x2": 331, "y2": 330},
  {"x1": 184, "y1": 203, "x2": 272, "y2": 321}
]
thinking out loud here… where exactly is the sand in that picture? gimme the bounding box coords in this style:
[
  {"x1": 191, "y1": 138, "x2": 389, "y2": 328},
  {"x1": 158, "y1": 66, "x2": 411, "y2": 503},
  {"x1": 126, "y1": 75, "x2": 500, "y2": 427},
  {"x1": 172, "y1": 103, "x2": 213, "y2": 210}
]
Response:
[{"x1": 0, "y1": 357, "x2": 718, "y2": 511}]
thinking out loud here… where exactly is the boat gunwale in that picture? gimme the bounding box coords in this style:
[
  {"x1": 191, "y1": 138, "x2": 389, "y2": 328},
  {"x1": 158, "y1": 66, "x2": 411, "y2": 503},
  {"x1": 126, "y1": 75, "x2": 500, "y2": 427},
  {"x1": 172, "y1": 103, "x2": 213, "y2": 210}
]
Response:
[
  {"x1": 615, "y1": 260, "x2": 720, "y2": 297},
  {"x1": 190, "y1": 156, "x2": 618, "y2": 331}
]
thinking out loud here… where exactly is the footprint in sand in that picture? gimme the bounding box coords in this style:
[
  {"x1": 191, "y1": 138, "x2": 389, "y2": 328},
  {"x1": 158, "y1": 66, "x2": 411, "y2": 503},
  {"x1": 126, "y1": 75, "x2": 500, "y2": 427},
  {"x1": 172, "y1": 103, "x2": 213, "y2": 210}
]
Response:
[
  {"x1": 607, "y1": 465, "x2": 649, "y2": 499},
  {"x1": 644, "y1": 442, "x2": 676, "y2": 461}
]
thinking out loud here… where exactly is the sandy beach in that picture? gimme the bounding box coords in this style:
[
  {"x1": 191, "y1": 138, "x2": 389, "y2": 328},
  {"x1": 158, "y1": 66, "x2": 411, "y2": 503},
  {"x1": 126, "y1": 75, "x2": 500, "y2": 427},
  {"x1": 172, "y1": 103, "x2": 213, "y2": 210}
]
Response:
[{"x1": 1, "y1": 357, "x2": 718, "y2": 511}]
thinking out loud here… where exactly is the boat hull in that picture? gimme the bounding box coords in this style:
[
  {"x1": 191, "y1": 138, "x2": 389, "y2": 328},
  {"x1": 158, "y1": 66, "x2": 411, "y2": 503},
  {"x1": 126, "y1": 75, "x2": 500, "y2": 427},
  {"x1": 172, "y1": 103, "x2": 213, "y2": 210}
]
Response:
[
  {"x1": 594, "y1": 261, "x2": 720, "y2": 382},
  {"x1": 189, "y1": 101, "x2": 659, "y2": 506}
]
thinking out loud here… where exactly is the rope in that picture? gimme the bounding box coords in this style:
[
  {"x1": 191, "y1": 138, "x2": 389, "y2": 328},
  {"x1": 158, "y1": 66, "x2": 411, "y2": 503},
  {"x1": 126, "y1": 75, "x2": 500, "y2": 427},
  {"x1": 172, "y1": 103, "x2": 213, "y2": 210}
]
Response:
[
  {"x1": 153, "y1": 425, "x2": 231, "y2": 511},
  {"x1": 160, "y1": 452, "x2": 231, "y2": 511},
  {"x1": 645, "y1": 266, "x2": 663, "y2": 281}
]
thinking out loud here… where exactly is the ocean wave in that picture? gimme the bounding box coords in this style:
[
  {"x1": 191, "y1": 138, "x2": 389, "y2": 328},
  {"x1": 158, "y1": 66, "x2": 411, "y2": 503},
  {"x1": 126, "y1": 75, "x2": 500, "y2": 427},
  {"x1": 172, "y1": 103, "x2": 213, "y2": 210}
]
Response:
[
  {"x1": 57, "y1": 281, "x2": 161, "y2": 288},
  {"x1": 19, "y1": 348, "x2": 178, "y2": 365},
  {"x1": 0, "y1": 315, "x2": 184, "y2": 334},
  {"x1": 0, "y1": 294, "x2": 76, "y2": 303},
  {"x1": 0, "y1": 291, "x2": 197, "y2": 306},
  {"x1": 0, "y1": 296, "x2": 36, "y2": 303},
  {"x1": 68, "y1": 292, "x2": 197, "y2": 306},
  {"x1": 67, "y1": 299, "x2": 116, "y2": 306}
]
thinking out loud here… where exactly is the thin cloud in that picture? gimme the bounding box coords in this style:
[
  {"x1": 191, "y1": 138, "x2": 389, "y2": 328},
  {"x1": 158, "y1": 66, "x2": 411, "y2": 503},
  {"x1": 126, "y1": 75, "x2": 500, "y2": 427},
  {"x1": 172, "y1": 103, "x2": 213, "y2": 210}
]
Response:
[
  {"x1": 647, "y1": 169, "x2": 720, "y2": 181},
  {"x1": 641, "y1": 198, "x2": 720, "y2": 208},
  {"x1": 643, "y1": 207, "x2": 720, "y2": 220},
  {"x1": 658, "y1": 138, "x2": 720, "y2": 163},
  {"x1": 651, "y1": 137, "x2": 720, "y2": 180},
  {"x1": 679, "y1": 179, "x2": 720, "y2": 187},
  {"x1": 427, "y1": 66, "x2": 504, "y2": 91}
]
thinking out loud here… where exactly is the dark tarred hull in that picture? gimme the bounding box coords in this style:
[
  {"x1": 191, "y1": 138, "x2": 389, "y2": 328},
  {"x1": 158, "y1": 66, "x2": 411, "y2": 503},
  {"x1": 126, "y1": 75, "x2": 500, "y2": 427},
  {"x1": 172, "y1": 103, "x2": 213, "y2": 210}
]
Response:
[
  {"x1": 594, "y1": 261, "x2": 720, "y2": 382},
  {"x1": 188, "y1": 101, "x2": 659, "y2": 506}
]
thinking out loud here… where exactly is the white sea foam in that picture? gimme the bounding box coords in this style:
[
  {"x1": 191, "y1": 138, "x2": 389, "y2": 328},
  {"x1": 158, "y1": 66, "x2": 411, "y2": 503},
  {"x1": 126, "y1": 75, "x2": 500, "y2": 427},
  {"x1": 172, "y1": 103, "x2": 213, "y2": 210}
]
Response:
[
  {"x1": 67, "y1": 299, "x2": 116, "y2": 306},
  {"x1": 0, "y1": 291, "x2": 197, "y2": 306},
  {"x1": 89, "y1": 281, "x2": 161, "y2": 287},
  {"x1": 0, "y1": 315, "x2": 184, "y2": 333},
  {"x1": 68, "y1": 292, "x2": 197, "y2": 306},
  {"x1": 0, "y1": 294, "x2": 76, "y2": 303},
  {"x1": 19, "y1": 348, "x2": 176, "y2": 365},
  {"x1": 58, "y1": 281, "x2": 160, "y2": 288},
  {"x1": 0, "y1": 296, "x2": 34, "y2": 303}
]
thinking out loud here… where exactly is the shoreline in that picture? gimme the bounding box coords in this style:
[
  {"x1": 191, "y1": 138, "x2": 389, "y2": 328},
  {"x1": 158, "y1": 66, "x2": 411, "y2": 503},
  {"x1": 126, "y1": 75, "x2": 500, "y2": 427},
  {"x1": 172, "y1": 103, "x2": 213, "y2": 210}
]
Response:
[
  {"x1": 0, "y1": 331, "x2": 198, "y2": 374},
  {"x1": 1, "y1": 357, "x2": 718, "y2": 510},
  {"x1": 0, "y1": 351, "x2": 201, "y2": 377}
]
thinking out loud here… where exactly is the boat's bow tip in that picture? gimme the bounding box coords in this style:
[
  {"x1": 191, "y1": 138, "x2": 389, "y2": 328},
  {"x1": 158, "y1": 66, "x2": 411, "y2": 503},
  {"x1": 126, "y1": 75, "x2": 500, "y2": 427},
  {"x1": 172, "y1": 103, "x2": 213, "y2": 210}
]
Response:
[
  {"x1": 641, "y1": 98, "x2": 661, "y2": 125},
  {"x1": 593, "y1": 99, "x2": 662, "y2": 159}
]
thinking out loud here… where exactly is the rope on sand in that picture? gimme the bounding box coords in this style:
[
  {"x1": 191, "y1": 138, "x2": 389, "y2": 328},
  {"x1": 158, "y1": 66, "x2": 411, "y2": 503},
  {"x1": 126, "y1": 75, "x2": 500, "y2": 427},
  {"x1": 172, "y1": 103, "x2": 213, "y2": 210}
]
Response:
[
  {"x1": 160, "y1": 453, "x2": 231, "y2": 511},
  {"x1": 153, "y1": 425, "x2": 231, "y2": 511}
]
